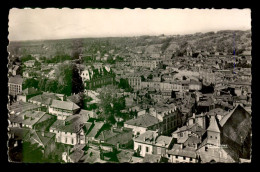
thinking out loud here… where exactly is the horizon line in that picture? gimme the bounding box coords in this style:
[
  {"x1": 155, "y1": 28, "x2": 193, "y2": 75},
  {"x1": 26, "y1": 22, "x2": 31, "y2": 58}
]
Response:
[{"x1": 9, "y1": 29, "x2": 251, "y2": 42}]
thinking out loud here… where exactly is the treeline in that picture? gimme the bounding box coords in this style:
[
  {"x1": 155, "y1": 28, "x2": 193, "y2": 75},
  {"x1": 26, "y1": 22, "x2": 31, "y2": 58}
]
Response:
[
  {"x1": 39, "y1": 55, "x2": 72, "y2": 63},
  {"x1": 23, "y1": 63, "x2": 84, "y2": 96}
]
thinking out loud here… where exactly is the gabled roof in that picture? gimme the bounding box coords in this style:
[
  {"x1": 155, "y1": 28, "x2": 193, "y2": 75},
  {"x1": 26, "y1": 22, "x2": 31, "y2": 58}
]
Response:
[
  {"x1": 50, "y1": 116, "x2": 84, "y2": 133},
  {"x1": 9, "y1": 75, "x2": 23, "y2": 85},
  {"x1": 86, "y1": 122, "x2": 104, "y2": 138},
  {"x1": 69, "y1": 149, "x2": 84, "y2": 163},
  {"x1": 219, "y1": 104, "x2": 249, "y2": 127},
  {"x1": 51, "y1": 100, "x2": 80, "y2": 111},
  {"x1": 125, "y1": 114, "x2": 160, "y2": 128},
  {"x1": 219, "y1": 104, "x2": 251, "y2": 149},
  {"x1": 168, "y1": 144, "x2": 197, "y2": 158},
  {"x1": 143, "y1": 154, "x2": 162, "y2": 163}
]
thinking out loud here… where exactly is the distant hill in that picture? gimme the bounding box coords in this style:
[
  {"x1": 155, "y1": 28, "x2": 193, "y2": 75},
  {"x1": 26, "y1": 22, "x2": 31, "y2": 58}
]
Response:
[{"x1": 8, "y1": 30, "x2": 251, "y2": 59}]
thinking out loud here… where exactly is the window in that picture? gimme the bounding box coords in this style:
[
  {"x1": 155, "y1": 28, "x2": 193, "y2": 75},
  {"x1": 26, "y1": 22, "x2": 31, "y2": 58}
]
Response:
[
  {"x1": 146, "y1": 147, "x2": 149, "y2": 152},
  {"x1": 157, "y1": 147, "x2": 161, "y2": 154},
  {"x1": 183, "y1": 157, "x2": 186, "y2": 160},
  {"x1": 176, "y1": 155, "x2": 178, "y2": 159},
  {"x1": 71, "y1": 138, "x2": 74, "y2": 144},
  {"x1": 210, "y1": 136, "x2": 212, "y2": 138},
  {"x1": 215, "y1": 136, "x2": 217, "y2": 139},
  {"x1": 190, "y1": 158, "x2": 192, "y2": 161},
  {"x1": 205, "y1": 146, "x2": 208, "y2": 152},
  {"x1": 138, "y1": 145, "x2": 142, "y2": 151},
  {"x1": 65, "y1": 137, "x2": 67, "y2": 143}
]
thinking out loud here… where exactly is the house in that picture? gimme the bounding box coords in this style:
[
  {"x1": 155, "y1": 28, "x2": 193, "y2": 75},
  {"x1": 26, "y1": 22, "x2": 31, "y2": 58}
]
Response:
[
  {"x1": 149, "y1": 103, "x2": 182, "y2": 135},
  {"x1": 28, "y1": 92, "x2": 63, "y2": 110},
  {"x1": 8, "y1": 127, "x2": 30, "y2": 149},
  {"x1": 63, "y1": 149, "x2": 85, "y2": 163},
  {"x1": 77, "y1": 109, "x2": 98, "y2": 121},
  {"x1": 96, "y1": 127, "x2": 133, "y2": 149},
  {"x1": 24, "y1": 60, "x2": 35, "y2": 67},
  {"x1": 124, "y1": 114, "x2": 161, "y2": 137},
  {"x1": 10, "y1": 65, "x2": 20, "y2": 76},
  {"x1": 8, "y1": 75, "x2": 23, "y2": 96},
  {"x1": 49, "y1": 100, "x2": 80, "y2": 120},
  {"x1": 167, "y1": 144, "x2": 198, "y2": 163},
  {"x1": 133, "y1": 130, "x2": 174, "y2": 157},
  {"x1": 143, "y1": 154, "x2": 165, "y2": 163},
  {"x1": 8, "y1": 101, "x2": 42, "y2": 115},
  {"x1": 85, "y1": 121, "x2": 105, "y2": 142},
  {"x1": 9, "y1": 110, "x2": 55, "y2": 130},
  {"x1": 172, "y1": 122, "x2": 206, "y2": 147},
  {"x1": 116, "y1": 149, "x2": 134, "y2": 163},
  {"x1": 23, "y1": 130, "x2": 56, "y2": 158},
  {"x1": 189, "y1": 79, "x2": 202, "y2": 91},
  {"x1": 49, "y1": 115, "x2": 86, "y2": 145}
]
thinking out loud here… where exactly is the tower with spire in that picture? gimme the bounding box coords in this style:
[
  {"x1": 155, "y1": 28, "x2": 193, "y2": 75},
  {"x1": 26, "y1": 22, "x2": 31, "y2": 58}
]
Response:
[{"x1": 206, "y1": 115, "x2": 221, "y2": 146}]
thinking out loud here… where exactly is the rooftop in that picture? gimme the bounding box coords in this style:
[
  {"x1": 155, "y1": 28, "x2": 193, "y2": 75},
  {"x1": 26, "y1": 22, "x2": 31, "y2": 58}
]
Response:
[
  {"x1": 51, "y1": 99, "x2": 80, "y2": 111},
  {"x1": 125, "y1": 114, "x2": 160, "y2": 128}
]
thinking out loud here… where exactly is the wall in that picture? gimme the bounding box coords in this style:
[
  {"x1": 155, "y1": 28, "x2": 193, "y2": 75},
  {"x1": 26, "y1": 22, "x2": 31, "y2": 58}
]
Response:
[
  {"x1": 124, "y1": 124, "x2": 147, "y2": 137},
  {"x1": 134, "y1": 141, "x2": 153, "y2": 157},
  {"x1": 169, "y1": 154, "x2": 197, "y2": 163}
]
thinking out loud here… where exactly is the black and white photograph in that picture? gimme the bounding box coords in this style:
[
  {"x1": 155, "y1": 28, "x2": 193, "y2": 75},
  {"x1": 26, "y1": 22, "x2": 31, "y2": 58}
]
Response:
[{"x1": 7, "y1": 8, "x2": 252, "y2": 163}]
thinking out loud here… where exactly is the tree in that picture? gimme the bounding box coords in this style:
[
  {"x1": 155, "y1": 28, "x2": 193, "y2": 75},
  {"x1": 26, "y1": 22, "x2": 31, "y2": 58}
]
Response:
[
  {"x1": 38, "y1": 77, "x2": 47, "y2": 91},
  {"x1": 118, "y1": 78, "x2": 132, "y2": 91},
  {"x1": 72, "y1": 64, "x2": 84, "y2": 94},
  {"x1": 140, "y1": 75, "x2": 145, "y2": 82},
  {"x1": 20, "y1": 55, "x2": 34, "y2": 63},
  {"x1": 147, "y1": 74, "x2": 153, "y2": 80},
  {"x1": 23, "y1": 78, "x2": 39, "y2": 90}
]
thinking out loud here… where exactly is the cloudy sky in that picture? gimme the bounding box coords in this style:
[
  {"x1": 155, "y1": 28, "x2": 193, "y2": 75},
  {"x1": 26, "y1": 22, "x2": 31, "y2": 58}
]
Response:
[{"x1": 9, "y1": 8, "x2": 251, "y2": 41}]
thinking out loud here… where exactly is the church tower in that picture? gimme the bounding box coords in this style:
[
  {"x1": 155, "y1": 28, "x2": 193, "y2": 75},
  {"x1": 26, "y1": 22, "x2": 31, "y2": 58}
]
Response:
[{"x1": 207, "y1": 115, "x2": 221, "y2": 146}]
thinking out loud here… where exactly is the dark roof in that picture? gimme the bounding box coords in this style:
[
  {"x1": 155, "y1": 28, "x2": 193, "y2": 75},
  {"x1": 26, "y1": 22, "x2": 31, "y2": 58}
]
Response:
[
  {"x1": 69, "y1": 149, "x2": 84, "y2": 162},
  {"x1": 143, "y1": 154, "x2": 162, "y2": 163},
  {"x1": 50, "y1": 116, "x2": 84, "y2": 133},
  {"x1": 9, "y1": 75, "x2": 23, "y2": 85},
  {"x1": 125, "y1": 114, "x2": 160, "y2": 128},
  {"x1": 86, "y1": 122, "x2": 104, "y2": 138},
  {"x1": 8, "y1": 101, "x2": 41, "y2": 114},
  {"x1": 8, "y1": 127, "x2": 30, "y2": 140},
  {"x1": 51, "y1": 100, "x2": 80, "y2": 111},
  {"x1": 220, "y1": 104, "x2": 251, "y2": 148},
  {"x1": 168, "y1": 144, "x2": 197, "y2": 158}
]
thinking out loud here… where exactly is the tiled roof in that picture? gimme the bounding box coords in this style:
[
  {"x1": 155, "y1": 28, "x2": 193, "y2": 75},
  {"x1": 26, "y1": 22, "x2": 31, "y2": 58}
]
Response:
[
  {"x1": 50, "y1": 116, "x2": 84, "y2": 133},
  {"x1": 86, "y1": 121, "x2": 104, "y2": 138},
  {"x1": 143, "y1": 154, "x2": 162, "y2": 163},
  {"x1": 51, "y1": 100, "x2": 80, "y2": 111},
  {"x1": 125, "y1": 114, "x2": 160, "y2": 128},
  {"x1": 69, "y1": 149, "x2": 84, "y2": 162},
  {"x1": 8, "y1": 101, "x2": 41, "y2": 114},
  {"x1": 9, "y1": 75, "x2": 23, "y2": 85},
  {"x1": 168, "y1": 144, "x2": 197, "y2": 158}
]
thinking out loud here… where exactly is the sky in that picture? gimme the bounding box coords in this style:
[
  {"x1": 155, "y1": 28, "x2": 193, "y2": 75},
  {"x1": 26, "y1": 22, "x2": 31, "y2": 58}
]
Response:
[{"x1": 9, "y1": 8, "x2": 251, "y2": 41}]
